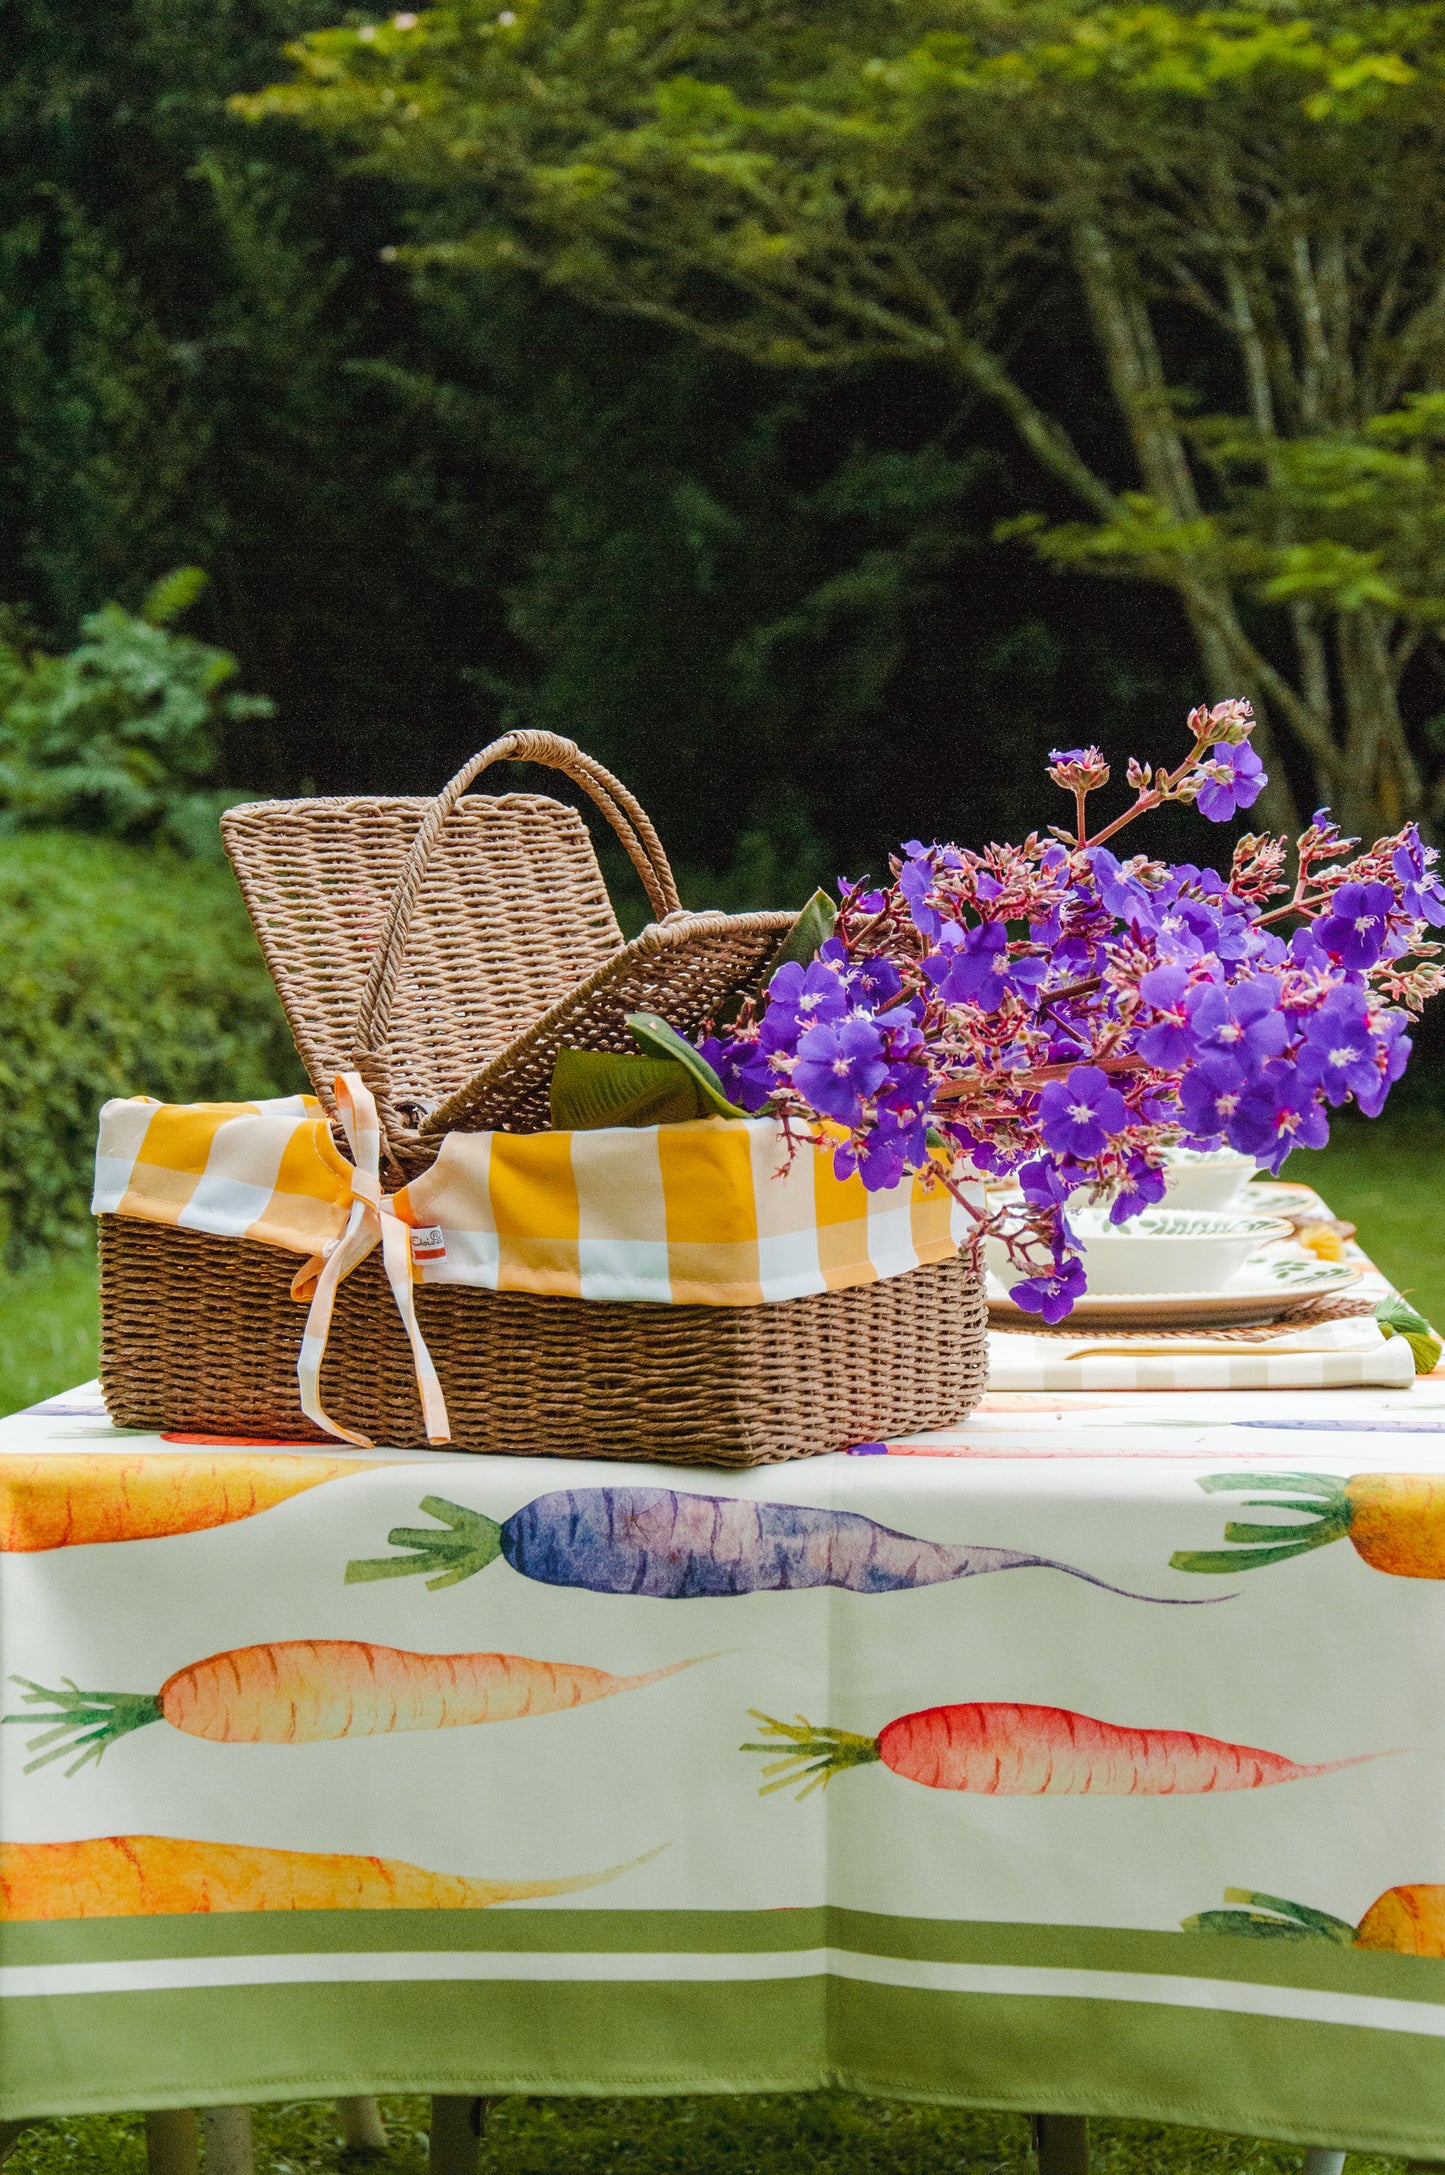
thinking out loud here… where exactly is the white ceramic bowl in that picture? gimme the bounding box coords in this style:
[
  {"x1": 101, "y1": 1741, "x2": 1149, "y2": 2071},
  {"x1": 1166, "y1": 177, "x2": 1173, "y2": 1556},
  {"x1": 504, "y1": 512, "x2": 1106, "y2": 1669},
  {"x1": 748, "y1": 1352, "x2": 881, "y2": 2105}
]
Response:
[
  {"x1": 1161, "y1": 1147, "x2": 1258, "y2": 1212},
  {"x1": 1065, "y1": 1207, "x2": 1293, "y2": 1295}
]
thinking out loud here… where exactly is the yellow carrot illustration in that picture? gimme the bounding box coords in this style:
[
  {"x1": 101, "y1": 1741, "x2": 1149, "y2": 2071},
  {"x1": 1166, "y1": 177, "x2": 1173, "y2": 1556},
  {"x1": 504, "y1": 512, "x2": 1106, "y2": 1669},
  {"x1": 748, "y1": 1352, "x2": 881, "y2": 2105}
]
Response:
[
  {"x1": 0, "y1": 1453, "x2": 387, "y2": 1552},
  {"x1": 1172, "y1": 1471, "x2": 1445, "y2": 1578},
  {"x1": 1186, "y1": 1883, "x2": 1445, "y2": 1956},
  {"x1": 0, "y1": 1834, "x2": 656, "y2": 1920},
  {"x1": 7, "y1": 1640, "x2": 698, "y2": 1771}
]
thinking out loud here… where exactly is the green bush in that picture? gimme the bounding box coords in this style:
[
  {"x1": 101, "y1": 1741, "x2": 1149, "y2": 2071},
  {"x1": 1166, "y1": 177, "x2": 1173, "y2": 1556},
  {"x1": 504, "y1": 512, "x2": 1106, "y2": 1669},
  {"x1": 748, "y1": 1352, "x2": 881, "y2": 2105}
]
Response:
[
  {"x1": 0, "y1": 569, "x2": 270, "y2": 856},
  {"x1": 0, "y1": 829, "x2": 303, "y2": 1261}
]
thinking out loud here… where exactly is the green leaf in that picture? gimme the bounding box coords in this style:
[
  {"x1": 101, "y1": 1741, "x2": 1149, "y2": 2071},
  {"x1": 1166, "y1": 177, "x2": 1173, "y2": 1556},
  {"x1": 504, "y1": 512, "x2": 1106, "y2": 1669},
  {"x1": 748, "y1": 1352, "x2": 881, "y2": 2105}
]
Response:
[
  {"x1": 344, "y1": 1498, "x2": 504, "y2": 1591},
  {"x1": 625, "y1": 1012, "x2": 746, "y2": 1117},
  {"x1": 1374, "y1": 1294, "x2": 1443, "y2": 1376},
  {"x1": 141, "y1": 566, "x2": 208, "y2": 628},
  {"x1": 550, "y1": 1045, "x2": 709, "y2": 1130},
  {"x1": 713, "y1": 887, "x2": 837, "y2": 1030},
  {"x1": 767, "y1": 887, "x2": 837, "y2": 976},
  {"x1": 1181, "y1": 1910, "x2": 1327, "y2": 1942},
  {"x1": 1220, "y1": 1890, "x2": 1357, "y2": 1941}
]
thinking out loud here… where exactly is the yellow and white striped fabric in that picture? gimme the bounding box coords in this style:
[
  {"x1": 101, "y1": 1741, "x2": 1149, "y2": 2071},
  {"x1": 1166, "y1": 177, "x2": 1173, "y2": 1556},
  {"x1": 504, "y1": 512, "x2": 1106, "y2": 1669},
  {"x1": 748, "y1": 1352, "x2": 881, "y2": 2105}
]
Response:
[{"x1": 93, "y1": 1092, "x2": 965, "y2": 1308}]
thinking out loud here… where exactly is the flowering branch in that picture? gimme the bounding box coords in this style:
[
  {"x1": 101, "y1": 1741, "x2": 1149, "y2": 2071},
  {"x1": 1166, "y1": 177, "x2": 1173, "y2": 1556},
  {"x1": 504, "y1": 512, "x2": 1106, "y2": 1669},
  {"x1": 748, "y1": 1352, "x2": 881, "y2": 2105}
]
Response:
[{"x1": 696, "y1": 701, "x2": 1445, "y2": 1322}]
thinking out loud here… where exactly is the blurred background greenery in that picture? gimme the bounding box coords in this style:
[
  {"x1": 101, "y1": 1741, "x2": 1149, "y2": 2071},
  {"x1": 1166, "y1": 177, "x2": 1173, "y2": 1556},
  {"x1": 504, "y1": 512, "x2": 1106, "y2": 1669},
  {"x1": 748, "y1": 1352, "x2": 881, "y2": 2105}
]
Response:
[{"x1": 9, "y1": 0, "x2": 1445, "y2": 874}]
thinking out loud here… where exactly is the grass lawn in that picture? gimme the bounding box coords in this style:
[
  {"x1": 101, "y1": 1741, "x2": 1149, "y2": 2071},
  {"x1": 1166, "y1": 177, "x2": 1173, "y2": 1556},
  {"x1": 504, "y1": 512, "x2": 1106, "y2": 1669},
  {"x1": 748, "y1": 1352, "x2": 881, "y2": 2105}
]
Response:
[
  {"x1": 0, "y1": 2092, "x2": 1413, "y2": 2175},
  {"x1": 0, "y1": 1236, "x2": 98, "y2": 1416},
  {"x1": 1286, "y1": 1112, "x2": 1445, "y2": 1325}
]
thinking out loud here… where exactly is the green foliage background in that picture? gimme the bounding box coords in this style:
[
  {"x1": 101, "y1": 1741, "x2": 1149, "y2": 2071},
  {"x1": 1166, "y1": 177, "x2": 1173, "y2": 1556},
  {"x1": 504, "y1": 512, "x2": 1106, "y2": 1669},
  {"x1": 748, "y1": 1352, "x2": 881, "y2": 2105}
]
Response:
[
  {"x1": 0, "y1": 0, "x2": 1209, "y2": 885},
  {"x1": 0, "y1": 831, "x2": 301, "y2": 1261}
]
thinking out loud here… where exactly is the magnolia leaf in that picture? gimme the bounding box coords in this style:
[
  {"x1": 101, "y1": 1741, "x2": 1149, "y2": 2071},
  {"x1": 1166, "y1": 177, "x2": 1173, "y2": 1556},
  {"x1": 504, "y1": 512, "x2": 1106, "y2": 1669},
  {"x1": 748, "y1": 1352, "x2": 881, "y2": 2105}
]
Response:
[
  {"x1": 767, "y1": 888, "x2": 838, "y2": 977},
  {"x1": 1374, "y1": 1295, "x2": 1444, "y2": 1376},
  {"x1": 714, "y1": 887, "x2": 838, "y2": 1030},
  {"x1": 625, "y1": 1012, "x2": 746, "y2": 1117},
  {"x1": 549, "y1": 1046, "x2": 706, "y2": 1131}
]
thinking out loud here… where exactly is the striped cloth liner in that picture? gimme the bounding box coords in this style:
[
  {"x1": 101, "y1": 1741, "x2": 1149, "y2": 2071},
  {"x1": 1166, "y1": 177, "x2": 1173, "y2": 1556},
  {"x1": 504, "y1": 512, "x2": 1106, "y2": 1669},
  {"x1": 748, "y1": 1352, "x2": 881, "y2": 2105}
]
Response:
[{"x1": 92, "y1": 1093, "x2": 966, "y2": 1308}]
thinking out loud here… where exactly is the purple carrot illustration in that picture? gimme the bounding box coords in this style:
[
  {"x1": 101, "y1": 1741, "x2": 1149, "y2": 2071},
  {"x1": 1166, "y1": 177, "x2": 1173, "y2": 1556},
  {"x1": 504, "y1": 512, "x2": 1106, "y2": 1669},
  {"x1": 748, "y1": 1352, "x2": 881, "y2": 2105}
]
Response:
[{"x1": 345, "y1": 1486, "x2": 1222, "y2": 1603}]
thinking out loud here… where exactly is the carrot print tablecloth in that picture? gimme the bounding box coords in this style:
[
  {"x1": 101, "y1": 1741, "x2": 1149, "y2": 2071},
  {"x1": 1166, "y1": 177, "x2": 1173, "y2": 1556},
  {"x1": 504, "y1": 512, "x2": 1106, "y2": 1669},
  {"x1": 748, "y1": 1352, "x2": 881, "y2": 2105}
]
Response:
[{"x1": 7, "y1": 1369, "x2": 1445, "y2": 2158}]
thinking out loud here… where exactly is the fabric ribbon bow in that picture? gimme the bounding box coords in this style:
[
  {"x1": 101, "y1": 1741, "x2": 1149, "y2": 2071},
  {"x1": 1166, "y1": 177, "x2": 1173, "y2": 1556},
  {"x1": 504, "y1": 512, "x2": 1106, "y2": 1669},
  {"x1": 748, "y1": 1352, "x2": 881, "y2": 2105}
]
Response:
[{"x1": 292, "y1": 1070, "x2": 451, "y2": 1448}]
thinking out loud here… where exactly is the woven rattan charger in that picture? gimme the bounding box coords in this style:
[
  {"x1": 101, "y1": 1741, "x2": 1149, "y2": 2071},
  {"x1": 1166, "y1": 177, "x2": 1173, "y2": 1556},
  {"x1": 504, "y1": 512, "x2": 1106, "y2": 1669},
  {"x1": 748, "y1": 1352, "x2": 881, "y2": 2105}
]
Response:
[
  {"x1": 100, "y1": 734, "x2": 991, "y2": 1462},
  {"x1": 998, "y1": 1295, "x2": 1378, "y2": 1344}
]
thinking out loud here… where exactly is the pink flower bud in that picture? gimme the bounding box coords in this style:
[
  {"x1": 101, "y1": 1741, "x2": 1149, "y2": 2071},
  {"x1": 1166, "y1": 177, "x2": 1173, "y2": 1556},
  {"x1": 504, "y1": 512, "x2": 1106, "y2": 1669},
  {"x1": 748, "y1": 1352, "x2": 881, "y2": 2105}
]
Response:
[
  {"x1": 1047, "y1": 746, "x2": 1111, "y2": 794},
  {"x1": 1189, "y1": 697, "x2": 1255, "y2": 746}
]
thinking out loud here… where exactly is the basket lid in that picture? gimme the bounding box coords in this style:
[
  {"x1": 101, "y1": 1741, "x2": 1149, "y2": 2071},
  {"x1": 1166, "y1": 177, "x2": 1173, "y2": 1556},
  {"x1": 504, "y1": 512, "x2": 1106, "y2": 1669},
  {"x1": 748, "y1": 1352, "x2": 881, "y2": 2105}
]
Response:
[{"x1": 221, "y1": 787, "x2": 626, "y2": 1118}]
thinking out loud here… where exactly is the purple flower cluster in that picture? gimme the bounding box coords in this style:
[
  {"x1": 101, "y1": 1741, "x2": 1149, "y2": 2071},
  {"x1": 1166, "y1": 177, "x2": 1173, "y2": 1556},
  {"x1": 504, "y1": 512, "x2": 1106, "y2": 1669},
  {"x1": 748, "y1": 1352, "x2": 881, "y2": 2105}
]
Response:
[
  {"x1": 701, "y1": 951, "x2": 934, "y2": 1191},
  {"x1": 697, "y1": 704, "x2": 1445, "y2": 1320}
]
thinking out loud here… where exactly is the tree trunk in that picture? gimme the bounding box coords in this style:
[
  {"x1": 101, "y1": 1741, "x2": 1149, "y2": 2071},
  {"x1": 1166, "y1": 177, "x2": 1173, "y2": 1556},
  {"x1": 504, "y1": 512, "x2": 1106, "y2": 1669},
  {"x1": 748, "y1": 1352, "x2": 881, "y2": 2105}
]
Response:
[
  {"x1": 1335, "y1": 608, "x2": 1422, "y2": 843},
  {"x1": 1072, "y1": 223, "x2": 1302, "y2": 832}
]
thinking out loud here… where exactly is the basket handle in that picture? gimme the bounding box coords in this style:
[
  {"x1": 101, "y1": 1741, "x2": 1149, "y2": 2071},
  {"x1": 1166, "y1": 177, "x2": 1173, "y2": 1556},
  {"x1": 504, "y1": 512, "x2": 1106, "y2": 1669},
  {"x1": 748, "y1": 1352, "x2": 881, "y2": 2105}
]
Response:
[{"x1": 350, "y1": 731, "x2": 680, "y2": 1135}]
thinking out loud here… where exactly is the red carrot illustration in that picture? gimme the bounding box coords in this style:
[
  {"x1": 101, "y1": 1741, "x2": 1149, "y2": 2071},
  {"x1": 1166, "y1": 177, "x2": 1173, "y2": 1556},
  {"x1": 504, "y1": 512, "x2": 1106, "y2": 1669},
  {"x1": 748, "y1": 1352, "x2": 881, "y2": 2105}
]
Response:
[{"x1": 742, "y1": 1704, "x2": 1383, "y2": 1800}]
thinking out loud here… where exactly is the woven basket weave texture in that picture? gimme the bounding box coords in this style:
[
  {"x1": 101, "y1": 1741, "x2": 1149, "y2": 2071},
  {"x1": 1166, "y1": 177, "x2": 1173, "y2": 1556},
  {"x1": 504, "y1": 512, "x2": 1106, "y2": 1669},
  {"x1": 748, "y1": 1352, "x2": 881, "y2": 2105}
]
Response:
[
  {"x1": 221, "y1": 731, "x2": 793, "y2": 1164},
  {"x1": 100, "y1": 1219, "x2": 989, "y2": 1467},
  {"x1": 219, "y1": 790, "x2": 627, "y2": 1125}
]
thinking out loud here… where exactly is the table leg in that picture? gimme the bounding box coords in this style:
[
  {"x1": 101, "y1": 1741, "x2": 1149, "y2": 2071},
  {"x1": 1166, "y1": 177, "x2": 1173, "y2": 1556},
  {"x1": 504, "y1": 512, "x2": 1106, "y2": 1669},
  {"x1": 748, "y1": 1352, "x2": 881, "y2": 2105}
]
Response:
[
  {"x1": 1302, "y1": 2154, "x2": 1345, "y2": 2175},
  {"x1": 430, "y1": 2096, "x2": 490, "y2": 2175},
  {"x1": 338, "y1": 2098, "x2": 388, "y2": 2153},
  {"x1": 0, "y1": 2122, "x2": 35, "y2": 2166},
  {"x1": 1031, "y1": 2114, "x2": 1089, "y2": 2174},
  {"x1": 200, "y1": 2107, "x2": 254, "y2": 2175},
  {"x1": 145, "y1": 2111, "x2": 200, "y2": 2175}
]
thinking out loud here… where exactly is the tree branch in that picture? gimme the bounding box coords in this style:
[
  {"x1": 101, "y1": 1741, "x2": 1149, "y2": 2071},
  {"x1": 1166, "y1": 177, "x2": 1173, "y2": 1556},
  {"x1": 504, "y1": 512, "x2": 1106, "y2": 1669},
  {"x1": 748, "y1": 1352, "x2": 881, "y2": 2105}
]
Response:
[{"x1": 939, "y1": 336, "x2": 1125, "y2": 524}]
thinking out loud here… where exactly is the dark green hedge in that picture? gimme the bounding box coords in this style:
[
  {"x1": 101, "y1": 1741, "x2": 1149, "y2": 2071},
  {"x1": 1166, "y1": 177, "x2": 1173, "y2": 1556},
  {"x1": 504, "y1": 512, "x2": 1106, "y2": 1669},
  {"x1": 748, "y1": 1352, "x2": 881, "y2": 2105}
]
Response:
[{"x1": 0, "y1": 831, "x2": 303, "y2": 1260}]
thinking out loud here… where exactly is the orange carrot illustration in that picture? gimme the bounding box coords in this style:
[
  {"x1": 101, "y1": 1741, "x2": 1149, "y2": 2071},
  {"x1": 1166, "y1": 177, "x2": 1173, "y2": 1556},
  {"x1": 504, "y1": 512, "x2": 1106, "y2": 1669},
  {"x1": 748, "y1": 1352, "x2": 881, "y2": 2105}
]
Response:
[
  {"x1": 0, "y1": 1834, "x2": 657, "y2": 1920},
  {"x1": 1185, "y1": 1885, "x2": 1445, "y2": 1956},
  {"x1": 0, "y1": 1453, "x2": 387, "y2": 1552},
  {"x1": 7, "y1": 1641, "x2": 698, "y2": 1773},
  {"x1": 743, "y1": 1702, "x2": 1382, "y2": 1800},
  {"x1": 1172, "y1": 1471, "x2": 1445, "y2": 1578}
]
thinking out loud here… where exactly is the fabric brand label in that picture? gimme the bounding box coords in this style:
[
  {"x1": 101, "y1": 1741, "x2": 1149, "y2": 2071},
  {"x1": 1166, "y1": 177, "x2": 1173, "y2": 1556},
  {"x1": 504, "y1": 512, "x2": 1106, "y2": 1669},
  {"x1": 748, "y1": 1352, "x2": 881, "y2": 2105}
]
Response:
[{"x1": 409, "y1": 1224, "x2": 447, "y2": 1262}]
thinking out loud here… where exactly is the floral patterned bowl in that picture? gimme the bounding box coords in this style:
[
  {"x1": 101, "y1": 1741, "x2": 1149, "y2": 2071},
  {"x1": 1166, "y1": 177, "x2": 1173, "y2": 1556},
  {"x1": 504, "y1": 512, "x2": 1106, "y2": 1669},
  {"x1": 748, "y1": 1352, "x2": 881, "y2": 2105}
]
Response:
[
  {"x1": 1160, "y1": 1146, "x2": 1259, "y2": 1213},
  {"x1": 1064, "y1": 1208, "x2": 1293, "y2": 1295}
]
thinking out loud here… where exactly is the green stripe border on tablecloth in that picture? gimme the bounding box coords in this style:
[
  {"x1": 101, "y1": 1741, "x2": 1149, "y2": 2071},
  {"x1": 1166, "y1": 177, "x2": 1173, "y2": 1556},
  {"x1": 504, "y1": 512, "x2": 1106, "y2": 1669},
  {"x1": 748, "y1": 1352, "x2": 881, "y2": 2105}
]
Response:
[
  {"x1": 6, "y1": 1968, "x2": 1445, "y2": 2159},
  {"x1": 5, "y1": 1913, "x2": 1445, "y2": 2155},
  {"x1": 4, "y1": 1907, "x2": 1444, "y2": 2005}
]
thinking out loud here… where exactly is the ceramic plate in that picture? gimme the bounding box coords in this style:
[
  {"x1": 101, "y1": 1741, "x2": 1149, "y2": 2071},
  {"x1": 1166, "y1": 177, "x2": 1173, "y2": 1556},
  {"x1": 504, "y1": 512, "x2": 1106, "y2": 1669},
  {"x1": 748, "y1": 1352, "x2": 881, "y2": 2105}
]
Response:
[
  {"x1": 1240, "y1": 1179, "x2": 1324, "y2": 1216},
  {"x1": 987, "y1": 1253, "x2": 1363, "y2": 1329}
]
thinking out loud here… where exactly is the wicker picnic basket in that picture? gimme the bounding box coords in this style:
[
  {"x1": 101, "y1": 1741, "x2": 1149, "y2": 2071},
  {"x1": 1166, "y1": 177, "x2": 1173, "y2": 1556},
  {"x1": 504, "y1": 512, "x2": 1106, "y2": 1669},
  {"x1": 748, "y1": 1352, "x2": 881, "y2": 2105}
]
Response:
[{"x1": 97, "y1": 733, "x2": 990, "y2": 1463}]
